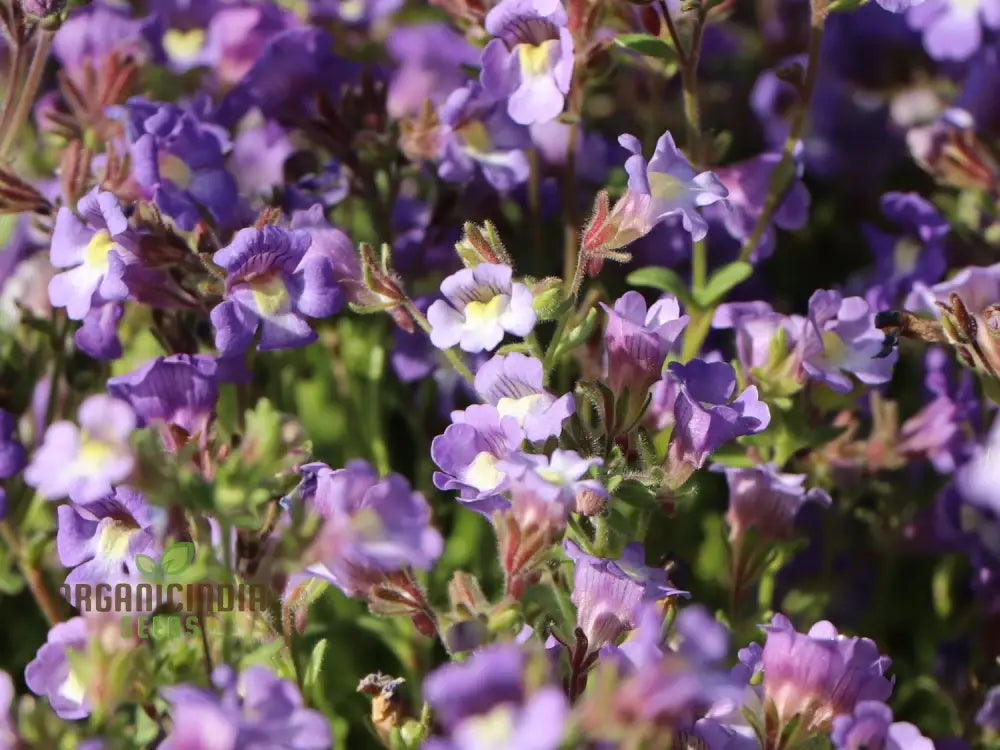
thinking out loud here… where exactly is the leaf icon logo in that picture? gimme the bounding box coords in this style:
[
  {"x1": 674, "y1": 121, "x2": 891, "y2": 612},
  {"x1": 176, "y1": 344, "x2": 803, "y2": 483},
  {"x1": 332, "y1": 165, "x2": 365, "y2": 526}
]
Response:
[{"x1": 134, "y1": 542, "x2": 195, "y2": 583}]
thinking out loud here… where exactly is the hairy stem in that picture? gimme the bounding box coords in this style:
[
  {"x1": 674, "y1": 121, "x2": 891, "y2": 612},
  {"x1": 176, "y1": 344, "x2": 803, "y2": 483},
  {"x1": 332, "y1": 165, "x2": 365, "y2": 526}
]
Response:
[{"x1": 0, "y1": 28, "x2": 53, "y2": 160}]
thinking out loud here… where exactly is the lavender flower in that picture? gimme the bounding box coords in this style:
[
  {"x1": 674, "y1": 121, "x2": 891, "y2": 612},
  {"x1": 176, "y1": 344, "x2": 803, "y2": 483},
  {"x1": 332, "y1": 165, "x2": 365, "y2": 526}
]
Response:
[
  {"x1": 210, "y1": 225, "x2": 343, "y2": 355},
  {"x1": 47, "y1": 189, "x2": 133, "y2": 321},
  {"x1": 427, "y1": 263, "x2": 536, "y2": 353},
  {"x1": 422, "y1": 644, "x2": 569, "y2": 750},
  {"x1": 160, "y1": 665, "x2": 331, "y2": 749},
  {"x1": 295, "y1": 460, "x2": 443, "y2": 598},
  {"x1": 720, "y1": 464, "x2": 831, "y2": 542},
  {"x1": 76, "y1": 302, "x2": 124, "y2": 361},
  {"x1": 473, "y1": 353, "x2": 574, "y2": 441},
  {"x1": 480, "y1": 0, "x2": 574, "y2": 125},
  {"x1": 107, "y1": 354, "x2": 219, "y2": 451},
  {"x1": 831, "y1": 700, "x2": 935, "y2": 750},
  {"x1": 0, "y1": 670, "x2": 15, "y2": 748},
  {"x1": 761, "y1": 614, "x2": 894, "y2": 731},
  {"x1": 25, "y1": 617, "x2": 92, "y2": 720},
  {"x1": 386, "y1": 23, "x2": 479, "y2": 117},
  {"x1": 955, "y1": 416, "x2": 1000, "y2": 512},
  {"x1": 500, "y1": 449, "x2": 605, "y2": 505},
  {"x1": 907, "y1": 0, "x2": 1000, "y2": 61},
  {"x1": 564, "y1": 539, "x2": 686, "y2": 652},
  {"x1": 0, "y1": 409, "x2": 26, "y2": 517},
  {"x1": 431, "y1": 404, "x2": 523, "y2": 512},
  {"x1": 977, "y1": 686, "x2": 1000, "y2": 730},
  {"x1": 25, "y1": 395, "x2": 136, "y2": 503}
]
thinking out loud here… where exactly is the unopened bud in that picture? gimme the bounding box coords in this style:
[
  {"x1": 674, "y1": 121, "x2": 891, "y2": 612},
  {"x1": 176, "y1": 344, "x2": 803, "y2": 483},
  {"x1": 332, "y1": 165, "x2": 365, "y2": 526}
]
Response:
[
  {"x1": 455, "y1": 220, "x2": 511, "y2": 267},
  {"x1": 574, "y1": 488, "x2": 607, "y2": 516}
]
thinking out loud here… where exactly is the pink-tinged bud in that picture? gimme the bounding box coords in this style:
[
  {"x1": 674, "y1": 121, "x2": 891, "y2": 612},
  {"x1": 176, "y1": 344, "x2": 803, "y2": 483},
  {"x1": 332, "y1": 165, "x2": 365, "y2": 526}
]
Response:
[
  {"x1": 574, "y1": 488, "x2": 607, "y2": 516},
  {"x1": 455, "y1": 220, "x2": 512, "y2": 268},
  {"x1": 447, "y1": 570, "x2": 489, "y2": 614},
  {"x1": 907, "y1": 110, "x2": 999, "y2": 195}
]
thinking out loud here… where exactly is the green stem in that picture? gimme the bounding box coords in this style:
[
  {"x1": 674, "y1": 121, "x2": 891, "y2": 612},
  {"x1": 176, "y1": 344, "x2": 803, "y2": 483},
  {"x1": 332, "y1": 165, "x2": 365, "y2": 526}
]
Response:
[
  {"x1": 44, "y1": 311, "x2": 67, "y2": 427},
  {"x1": 691, "y1": 239, "x2": 707, "y2": 294},
  {"x1": 0, "y1": 520, "x2": 62, "y2": 625},
  {"x1": 680, "y1": 307, "x2": 713, "y2": 361},
  {"x1": 561, "y1": 79, "x2": 584, "y2": 296},
  {"x1": 0, "y1": 28, "x2": 53, "y2": 160},
  {"x1": 402, "y1": 298, "x2": 474, "y2": 384},
  {"x1": 659, "y1": 0, "x2": 707, "y2": 162},
  {"x1": 528, "y1": 148, "x2": 543, "y2": 276},
  {"x1": 543, "y1": 309, "x2": 573, "y2": 374}
]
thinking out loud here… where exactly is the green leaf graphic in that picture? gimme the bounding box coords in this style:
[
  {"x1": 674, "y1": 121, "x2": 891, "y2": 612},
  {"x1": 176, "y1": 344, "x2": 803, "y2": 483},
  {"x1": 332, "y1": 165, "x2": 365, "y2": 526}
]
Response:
[
  {"x1": 160, "y1": 542, "x2": 195, "y2": 578},
  {"x1": 134, "y1": 553, "x2": 160, "y2": 582}
]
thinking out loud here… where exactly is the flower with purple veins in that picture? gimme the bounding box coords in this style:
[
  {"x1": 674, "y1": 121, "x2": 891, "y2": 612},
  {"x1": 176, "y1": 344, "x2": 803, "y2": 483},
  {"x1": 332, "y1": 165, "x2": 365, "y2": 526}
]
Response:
[
  {"x1": 107, "y1": 354, "x2": 219, "y2": 452},
  {"x1": 719, "y1": 464, "x2": 832, "y2": 543},
  {"x1": 211, "y1": 225, "x2": 343, "y2": 355},
  {"x1": 125, "y1": 97, "x2": 239, "y2": 231},
  {"x1": 24, "y1": 395, "x2": 136, "y2": 504},
  {"x1": 47, "y1": 188, "x2": 133, "y2": 321},
  {"x1": 480, "y1": 0, "x2": 574, "y2": 125},
  {"x1": 564, "y1": 538, "x2": 687, "y2": 653},
  {"x1": 160, "y1": 665, "x2": 331, "y2": 750},
  {"x1": 761, "y1": 613, "x2": 894, "y2": 731},
  {"x1": 907, "y1": 0, "x2": 1000, "y2": 61},
  {"x1": 473, "y1": 353, "x2": 574, "y2": 441},
  {"x1": 431, "y1": 404, "x2": 524, "y2": 512},
  {"x1": 500, "y1": 449, "x2": 606, "y2": 506},
  {"x1": 428, "y1": 263, "x2": 536, "y2": 353},
  {"x1": 831, "y1": 700, "x2": 935, "y2": 750},
  {"x1": 25, "y1": 617, "x2": 92, "y2": 720}
]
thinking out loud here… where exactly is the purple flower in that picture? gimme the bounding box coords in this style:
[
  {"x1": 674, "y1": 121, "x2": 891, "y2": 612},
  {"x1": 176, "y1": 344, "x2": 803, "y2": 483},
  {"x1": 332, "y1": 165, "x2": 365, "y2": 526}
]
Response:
[
  {"x1": 500, "y1": 449, "x2": 606, "y2": 516},
  {"x1": 0, "y1": 670, "x2": 14, "y2": 748},
  {"x1": 57, "y1": 487, "x2": 160, "y2": 606},
  {"x1": 428, "y1": 263, "x2": 536, "y2": 353},
  {"x1": 160, "y1": 665, "x2": 331, "y2": 750},
  {"x1": 289, "y1": 205, "x2": 365, "y2": 303},
  {"x1": 801, "y1": 290, "x2": 897, "y2": 393},
  {"x1": 432, "y1": 404, "x2": 524, "y2": 512},
  {"x1": 564, "y1": 538, "x2": 686, "y2": 652},
  {"x1": 75, "y1": 302, "x2": 124, "y2": 361},
  {"x1": 386, "y1": 23, "x2": 479, "y2": 118},
  {"x1": 977, "y1": 686, "x2": 1000, "y2": 730},
  {"x1": 294, "y1": 460, "x2": 443, "y2": 598},
  {"x1": 200, "y1": 3, "x2": 296, "y2": 87},
  {"x1": 47, "y1": 189, "x2": 133, "y2": 321},
  {"x1": 761, "y1": 614, "x2": 894, "y2": 731},
  {"x1": 955, "y1": 416, "x2": 1000, "y2": 513},
  {"x1": 25, "y1": 617, "x2": 92, "y2": 720},
  {"x1": 422, "y1": 644, "x2": 569, "y2": 750},
  {"x1": 125, "y1": 97, "x2": 239, "y2": 231},
  {"x1": 25, "y1": 395, "x2": 136, "y2": 503},
  {"x1": 907, "y1": 0, "x2": 1000, "y2": 61},
  {"x1": 720, "y1": 464, "x2": 831, "y2": 542},
  {"x1": 308, "y1": 0, "x2": 403, "y2": 25},
  {"x1": 0, "y1": 410, "x2": 27, "y2": 494},
  {"x1": 602, "y1": 291, "x2": 689, "y2": 398},
  {"x1": 107, "y1": 354, "x2": 219, "y2": 451},
  {"x1": 230, "y1": 121, "x2": 295, "y2": 199},
  {"x1": 438, "y1": 82, "x2": 532, "y2": 191},
  {"x1": 711, "y1": 301, "x2": 806, "y2": 375},
  {"x1": 614, "y1": 130, "x2": 729, "y2": 243},
  {"x1": 831, "y1": 700, "x2": 935, "y2": 750},
  {"x1": 473, "y1": 353, "x2": 574, "y2": 441},
  {"x1": 659, "y1": 360, "x2": 771, "y2": 472},
  {"x1": 210, "y1": 225, "x2": 343, "y2": 355},
  {"x1": 481, "y1": 0, "x2": 574, "y2": 125},
  {"x1": 52, "y1": 3, "x2": 149, "y2": 76}
]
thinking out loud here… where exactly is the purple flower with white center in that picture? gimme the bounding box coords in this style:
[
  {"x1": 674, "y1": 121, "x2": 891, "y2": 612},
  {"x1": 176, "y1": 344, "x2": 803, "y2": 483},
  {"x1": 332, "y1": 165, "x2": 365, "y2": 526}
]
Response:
[
  {"x1": 24, "y1": 395, "x2": 136, "y2": 504},
  {"x1": 761, "y1": 614, "x2": 894, "y2": 731},
  {"x1": 977, "y1": 686, "x2": 1000, "y2": 730},
  {"x1": 907, "y1": 0, "x2": 1000, "y2": 61},
  {"x1": 602, "y1": 291, "x2": 689, "y2": 398},
  {"x1": 230, "y1": 120, "x2": 295, "y2": 199},
  {"x1": 386, "y1": 23, "x2": 479, "y2": 118},
  {"x1": 720, "y1": 464, "x2": 832, "y2": 543},
  {"x1": 659, "y1": 360, "x2": 770, "y2": 474},
  {"x1": 500, "y1": 449, "x2": 605, "y2": 506},
  {"x1": 801, "y1": 290, "x2": 897, "y2": 394},
  {"x1": 564, "y1": 538, "x2": 687, "y2": 653},
  {"x1": 47, "y1": 188, "x2": 133, "y2": 321},
  {"x1": 56, "y1": 487, "x2": 160, "y2": 605},
  {"x1": 25, "y1": 617, "x2": 92, "y2": 720},
  {"x1": 107, "y1": 354, "x2": 219, "y2": 452},
  {"x1": 438, "y1": 82, "x2": 532, "y2": 191},
  {"x1": 831, "y1": 700, "x2": 935, "y2": 750},
  {"x1": 210, "y1": 225, "x2": 343, "y2": 355},
  {"x1": 704, "y1": 149, "x2": 810, "y2": 262},
  {"x1": 0, "y1": 409, "x2": 26, "y2": 518},
  {"x1": 431, "y1": 404, "x2": 524, "y2": 512},
  {"x1": 422, "y1": 644, "x2": 569, "y2": 750},
  {"x1": 124, "y1": 97, "x2": 239, "y2": 231},
  {"x1": 473, "y1": 353, "x2": 574, "y2": 441},
  {"x1": 294, "y1": 460, "x2": 443, "y2": 599},
  {"x1": 480, "y1": 0, "x2": 574, "y2": 125},
  {"x1": 160, "y1": 665, "x2": 331, "y2": 750},
  {"x1": 613, "y1": 130, "x2": 729, "y2": 243},
  {"x1": 308, "y1": 0, "x2": 403, "y2": 25},
  {"x1": 427, "y1": 263, "x2": 536, "y2": 353}
]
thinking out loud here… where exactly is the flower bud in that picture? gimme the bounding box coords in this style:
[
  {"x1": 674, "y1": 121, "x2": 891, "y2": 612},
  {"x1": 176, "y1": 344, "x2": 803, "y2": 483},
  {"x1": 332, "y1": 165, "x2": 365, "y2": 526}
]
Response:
[{"x1": 455, "y1": 220, "x2": 511, "y2": 267}]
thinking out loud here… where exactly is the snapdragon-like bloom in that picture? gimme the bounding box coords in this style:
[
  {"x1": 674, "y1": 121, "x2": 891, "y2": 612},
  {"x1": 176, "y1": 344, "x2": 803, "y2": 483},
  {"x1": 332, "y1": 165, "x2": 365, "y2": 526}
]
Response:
[
  {"x1": 428, "y1": 263, "x2": 536, "y2": 352},
  {"x1": 47, "y1": 189, "x2": 133, "y2": 321},
  {"x1": 107, "y1": 354, "x2": 219, "y2": 452},
  {"x1": 500, "y1": 449, "x2": 605, "y2": 505},
  {"x1": 831, "y1": 700, "x2": 935, "y2": 750},
  {"x1": 422, "y1": 644, "x2": 569, "y2": 750},
  {"x1": 25, "y1": 617, "x2": 92, "y2": 720},
  {"x1": 721, "y1": 464, "x2": 832, "y2": 542},
  {"x1": 761, "y1": 614, "x2": 894, "y2": 731},
  {"x1": 125, "y1": 97, "x2": 239, "y2": 230},
  {"x1": 57, "y1": 487, "x2": 160, "y2": 604},
  {"x1": 211, "y1": 225, "x2": 343, "y2": 355},
  {"x1": 907, "y1": 0, "x2": 1000, "y2": 61},
  {"x1": 0, "y1": 409, "x2": 27, "y2": 518},
  {"x1": 480, "y1": 0, "x2": 574, "y2": 125},
  {"x1": 564, "y1": 539, "x2": 686, "y2": 652},
  {"x1": 473, "y1": 353, "x2": 574, "y2": 441},
  {"x1": 160, "y1": 665, "x2": 331, "y2": 750},
  {"x1": 603, "y1": 291, "x2": 689, "y2": 397},
  {"x1": 431, "y1": 404, "x2": 524, "y2": 511},
  {"x1": 295, "y1": 460, "x2": 443, "y2": 598},
  {"x1": 25, "y1": 395, "x2": 136, "y2": 504}
]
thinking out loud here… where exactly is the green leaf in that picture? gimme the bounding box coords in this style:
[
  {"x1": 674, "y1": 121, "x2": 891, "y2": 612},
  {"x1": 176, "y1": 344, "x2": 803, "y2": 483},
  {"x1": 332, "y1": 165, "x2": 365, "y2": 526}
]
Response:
[
  {"x1": 303, "y1": 638, "x2": 328, "y2": 699},
  {"x1": 160, "y1": 541, "x2": 195, "y2": 577},
  {"x1": 614, "y1": 33, "x2": 679, "y2": 62},
  {"x1": 626, "y1": 267, "x2": 695, "y2": 308},
  {"x1": 134, "y1": 553, "x2": 160, "y2": 582},
  {"x1": 694, "y1": 261, "x2": 753, "y2": 307}
]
